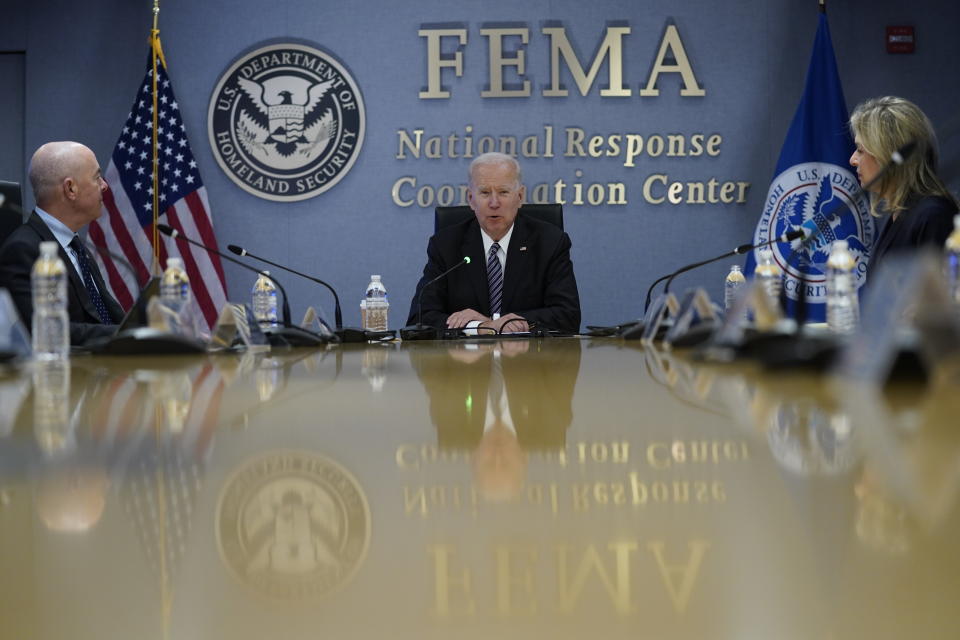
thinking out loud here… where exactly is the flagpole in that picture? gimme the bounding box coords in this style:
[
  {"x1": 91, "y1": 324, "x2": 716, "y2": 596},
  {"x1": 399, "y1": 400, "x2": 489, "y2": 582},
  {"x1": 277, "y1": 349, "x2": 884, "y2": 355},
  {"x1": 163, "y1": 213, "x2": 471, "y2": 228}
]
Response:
[
  {"x1": 149, "y1": 11, "x2": 172, "y2": 639},
  {"x1": 150, "y1": 0, "x2": 161, "y2": 275}
]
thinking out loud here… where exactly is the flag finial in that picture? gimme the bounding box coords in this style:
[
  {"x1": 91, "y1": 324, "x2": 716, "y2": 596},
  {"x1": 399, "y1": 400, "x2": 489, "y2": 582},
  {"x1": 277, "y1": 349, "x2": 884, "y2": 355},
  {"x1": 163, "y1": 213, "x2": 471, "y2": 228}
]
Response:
[{"x1": 819, "y1": 0, "x2": 826, "y2": 13}]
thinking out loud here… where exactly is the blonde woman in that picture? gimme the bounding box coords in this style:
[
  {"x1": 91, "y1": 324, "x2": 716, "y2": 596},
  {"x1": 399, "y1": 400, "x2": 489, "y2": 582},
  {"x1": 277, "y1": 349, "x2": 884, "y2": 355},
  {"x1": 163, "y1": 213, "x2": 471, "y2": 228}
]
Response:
[{"x1": 849, "y1": 96, "x2": 958, "y2": 274}]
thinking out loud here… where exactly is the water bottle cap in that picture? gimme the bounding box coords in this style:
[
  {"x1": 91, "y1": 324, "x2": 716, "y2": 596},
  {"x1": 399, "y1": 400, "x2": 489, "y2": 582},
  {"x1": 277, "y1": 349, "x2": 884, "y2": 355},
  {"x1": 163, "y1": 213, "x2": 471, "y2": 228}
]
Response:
[
  {"x1": 729, "y1": 264, "x2": 741, "y2": 272},
  {"x1": 39, "y1": 241, "x2": 58, "y2": 255},
  {"x1": 166, "y1": 257, "x2": 184, "y2": 270},
  {"x1": 832, "y1": 239, "x2": 849, "y2": 251},
  {"x1": 371, "y1": 275, "x2": 381, "y2": 281}
]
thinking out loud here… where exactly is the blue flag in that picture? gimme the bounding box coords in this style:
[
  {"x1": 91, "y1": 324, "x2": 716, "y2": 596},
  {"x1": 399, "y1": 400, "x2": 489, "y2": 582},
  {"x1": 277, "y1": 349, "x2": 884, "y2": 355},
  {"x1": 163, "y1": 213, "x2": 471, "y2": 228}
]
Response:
[{"x1": 744, "y1": 12, "x2": 873, "y2": 322}]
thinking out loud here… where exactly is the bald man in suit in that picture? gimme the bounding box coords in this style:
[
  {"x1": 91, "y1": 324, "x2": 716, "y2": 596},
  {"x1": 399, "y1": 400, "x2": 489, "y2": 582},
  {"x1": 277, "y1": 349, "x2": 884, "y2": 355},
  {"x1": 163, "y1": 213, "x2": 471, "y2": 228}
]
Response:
[{"x1": 0, "y1": 142, "x2": 123, "y2": 344}]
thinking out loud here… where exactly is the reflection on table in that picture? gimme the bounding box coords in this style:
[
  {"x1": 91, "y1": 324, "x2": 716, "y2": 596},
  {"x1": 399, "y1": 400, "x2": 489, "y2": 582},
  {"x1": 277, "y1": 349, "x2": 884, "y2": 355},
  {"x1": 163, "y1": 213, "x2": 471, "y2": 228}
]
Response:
[{"x1": 1, "y1": 339, "x2": 958, "y2": 639}]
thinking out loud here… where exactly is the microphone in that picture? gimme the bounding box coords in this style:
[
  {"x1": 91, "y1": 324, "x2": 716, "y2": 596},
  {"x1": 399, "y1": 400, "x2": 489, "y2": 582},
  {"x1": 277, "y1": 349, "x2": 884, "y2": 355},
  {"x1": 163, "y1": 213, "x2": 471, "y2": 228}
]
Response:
[
  {"x1": 226, "y1": 243, "x2": 343, "y2": 330},
  {"x1": 400, "y1": 256, "x2": 471, "y2": 341},
  {"x1": 663, "y1": 228, "x2": 804, "y2": 297},
  {"x1": 890, "y1": 141, "x2": 916, "y2": 167},
  {"x1": 156, "y1": 224, "x2": 332, "y2": 346},
  {"x1": 644, "y1": 228, "x2": 804, "y2": 312}
]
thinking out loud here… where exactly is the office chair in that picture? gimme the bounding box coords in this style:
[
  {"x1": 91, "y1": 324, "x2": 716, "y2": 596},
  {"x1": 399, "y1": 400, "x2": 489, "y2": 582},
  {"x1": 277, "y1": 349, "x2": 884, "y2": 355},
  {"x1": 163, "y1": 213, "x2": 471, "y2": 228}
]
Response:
[{"x1": 0, "y1": 181, "x2": 24, "y2": 246}]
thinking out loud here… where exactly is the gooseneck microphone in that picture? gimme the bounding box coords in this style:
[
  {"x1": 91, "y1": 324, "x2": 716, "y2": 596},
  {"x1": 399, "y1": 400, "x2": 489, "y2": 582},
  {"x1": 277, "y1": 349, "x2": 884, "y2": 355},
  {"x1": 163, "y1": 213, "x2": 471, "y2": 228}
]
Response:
[
  {"x1": 156, "y1": 224, "x2": 332, "y2": 346},
  {"x1": 643, "y1": 229, "x2": 805, "y2": 312},
  {"x1": 157, "y1": 224, "x2": 291, "y2": 326},
  {"x1": 400, "y1": 256, "x2": 471, "y2": 341},
  {"x1": 226, "y1": 244, "x2": 343, "y2": 330}
]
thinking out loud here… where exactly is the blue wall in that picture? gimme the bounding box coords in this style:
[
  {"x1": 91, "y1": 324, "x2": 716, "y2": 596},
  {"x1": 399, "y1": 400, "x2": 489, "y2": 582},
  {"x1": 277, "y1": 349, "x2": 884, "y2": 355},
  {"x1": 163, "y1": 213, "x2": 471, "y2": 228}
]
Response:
[{"x1": 5, "y1": 0, "x2": 960, "y2": 327}]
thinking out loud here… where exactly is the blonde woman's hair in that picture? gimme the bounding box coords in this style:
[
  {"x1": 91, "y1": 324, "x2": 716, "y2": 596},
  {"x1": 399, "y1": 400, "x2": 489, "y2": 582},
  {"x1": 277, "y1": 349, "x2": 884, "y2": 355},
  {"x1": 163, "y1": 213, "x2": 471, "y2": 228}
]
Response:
[{"x1": 849, "y1": 96, "x2": 956, "y2": 216}]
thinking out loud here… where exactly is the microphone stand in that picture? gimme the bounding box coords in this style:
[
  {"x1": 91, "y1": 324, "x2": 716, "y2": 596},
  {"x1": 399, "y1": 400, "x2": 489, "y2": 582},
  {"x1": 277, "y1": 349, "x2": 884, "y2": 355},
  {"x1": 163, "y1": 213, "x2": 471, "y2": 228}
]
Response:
[
  {"x1": 638, "y1": 229, "x2": 804, "y2": 326},
  {"x1": 400, "y1": 256, "x2": 471, "y2": 341},
  {"x1": 85, "y1": 239, "x2": 159, "y2": 329},
  {"x1": 156, "y1": 224, "x2": 334, "y2": 347},
  {"x1": 227, "y1": 244, "x2": 345, "y2": 334},
  {"x1": 659, "y1": 229, "x2": 805, "y2": 301}
]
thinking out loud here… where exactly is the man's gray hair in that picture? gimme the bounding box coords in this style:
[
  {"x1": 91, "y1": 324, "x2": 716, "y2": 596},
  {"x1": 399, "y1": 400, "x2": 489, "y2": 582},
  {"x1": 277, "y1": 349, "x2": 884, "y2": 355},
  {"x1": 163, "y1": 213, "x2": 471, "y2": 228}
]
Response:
[{"x1": 468, "y1": 152, "x2": 522, "y2": 187}]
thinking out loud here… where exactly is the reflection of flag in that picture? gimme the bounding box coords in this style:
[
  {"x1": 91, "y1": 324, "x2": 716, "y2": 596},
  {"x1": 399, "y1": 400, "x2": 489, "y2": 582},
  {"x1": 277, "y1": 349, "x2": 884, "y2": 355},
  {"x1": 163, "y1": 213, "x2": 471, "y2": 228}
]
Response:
[
  {"x1": 179, "y1": 362, "x2": 224, "y2": 462},
  {"x1": 90, "y1": 34, "x2": 227, "y2": 329},
  {"x1": 744, "y1": 8, "x2": 872, "y2": 322}
]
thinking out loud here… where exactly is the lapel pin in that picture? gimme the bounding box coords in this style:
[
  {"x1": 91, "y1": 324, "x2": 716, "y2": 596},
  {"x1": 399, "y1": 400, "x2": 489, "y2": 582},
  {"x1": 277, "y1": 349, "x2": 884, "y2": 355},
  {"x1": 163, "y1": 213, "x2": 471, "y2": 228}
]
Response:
[{"x1": 519, "y1": 246, "x2": 527, "y2": 252}]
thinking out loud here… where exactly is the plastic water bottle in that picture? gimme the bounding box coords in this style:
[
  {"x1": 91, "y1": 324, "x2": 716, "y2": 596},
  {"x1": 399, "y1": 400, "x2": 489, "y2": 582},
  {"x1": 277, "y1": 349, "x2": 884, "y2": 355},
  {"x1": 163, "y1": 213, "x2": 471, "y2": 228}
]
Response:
[
  {"x1": 724, "y1": 265, "x2": 746, "y2": 311},
  {"x1": 946, "y1": 213, "x2": 960, "y2": 305},
  {"x1": 160, "y1": 257, "x2": 190, "y2": 314},
  {"x1": 826, "y1": 239, "x2": 859, "y2": 334},
  {"x1": 31, "y1": 241, "x2": 70, "y2": 360},
  {"x1": 252, "y1": 271, "x2": 279, "y2": 328},
  {"x1": 363, "y1": 275, "x2": 389, "y2": 331},
  {"x1": 754, "y1": 247, "x2": 782, "y2": 307}
]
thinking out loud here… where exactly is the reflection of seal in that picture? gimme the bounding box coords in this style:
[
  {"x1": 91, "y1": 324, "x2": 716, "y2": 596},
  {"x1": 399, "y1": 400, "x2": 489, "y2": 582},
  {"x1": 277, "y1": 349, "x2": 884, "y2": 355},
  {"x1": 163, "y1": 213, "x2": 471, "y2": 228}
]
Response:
[{"x1": 217, "y1": 451, "x2": 370, "y2": 599}]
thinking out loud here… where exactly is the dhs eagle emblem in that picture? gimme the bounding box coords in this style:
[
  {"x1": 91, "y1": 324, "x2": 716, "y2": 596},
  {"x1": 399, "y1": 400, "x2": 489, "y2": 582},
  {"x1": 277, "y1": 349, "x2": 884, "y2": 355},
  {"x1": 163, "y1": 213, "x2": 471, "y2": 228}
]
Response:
[
  {"x1": 756, "y1": 162, "x2": 874, "y2": 304},
  {"x1": 208, "y1": 43, "x2": 365, "y2": 201}
]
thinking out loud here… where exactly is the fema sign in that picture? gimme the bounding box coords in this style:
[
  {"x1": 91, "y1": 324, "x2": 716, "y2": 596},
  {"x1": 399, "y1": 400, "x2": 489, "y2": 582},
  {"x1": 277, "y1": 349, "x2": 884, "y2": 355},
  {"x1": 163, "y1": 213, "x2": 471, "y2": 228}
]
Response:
[
  {"x1": 756, "y1": 162, "x2": 874, "y2": 303},
  {"x1": 208, "y1": 43, "x2": 365, "y2": 201}
]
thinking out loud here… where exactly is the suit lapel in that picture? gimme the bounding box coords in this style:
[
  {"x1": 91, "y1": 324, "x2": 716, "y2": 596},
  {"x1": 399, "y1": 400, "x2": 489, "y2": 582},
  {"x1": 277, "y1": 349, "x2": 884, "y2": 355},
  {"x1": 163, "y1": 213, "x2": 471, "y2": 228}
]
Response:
[
  {"x1": 461, "y1": 221, "x2": 490, "y2": 315},
  {"x1": 501, "y1": 215, "x2": 533, "y2": 313},
  {"x1": 28, "y1": 212, "x2": 103, "y2": 323},
  {"x1": 872, "y1": 214, "x2": 900, "y2": 263}
]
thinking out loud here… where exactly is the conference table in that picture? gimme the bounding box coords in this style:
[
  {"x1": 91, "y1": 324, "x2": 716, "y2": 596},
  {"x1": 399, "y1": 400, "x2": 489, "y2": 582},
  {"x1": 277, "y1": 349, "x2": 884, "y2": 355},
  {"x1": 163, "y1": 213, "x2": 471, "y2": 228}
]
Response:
[{"x1": 1, "y1": 337, "x2": 958, "y2": 639}]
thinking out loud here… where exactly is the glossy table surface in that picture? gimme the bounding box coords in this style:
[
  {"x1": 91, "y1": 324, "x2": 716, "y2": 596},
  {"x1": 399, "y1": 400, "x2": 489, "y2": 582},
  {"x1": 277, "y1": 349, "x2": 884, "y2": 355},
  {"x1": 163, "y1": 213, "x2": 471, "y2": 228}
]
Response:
[{"x1": 1, "y1": 338, "x2": 959, "y2": 639}]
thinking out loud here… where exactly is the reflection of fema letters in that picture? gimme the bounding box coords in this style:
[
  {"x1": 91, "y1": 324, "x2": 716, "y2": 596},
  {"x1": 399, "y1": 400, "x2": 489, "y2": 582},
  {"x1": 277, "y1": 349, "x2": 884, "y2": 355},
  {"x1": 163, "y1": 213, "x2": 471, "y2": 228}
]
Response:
[{"x1": 208, "y1": 43, "x2": 365, "y2": 202}]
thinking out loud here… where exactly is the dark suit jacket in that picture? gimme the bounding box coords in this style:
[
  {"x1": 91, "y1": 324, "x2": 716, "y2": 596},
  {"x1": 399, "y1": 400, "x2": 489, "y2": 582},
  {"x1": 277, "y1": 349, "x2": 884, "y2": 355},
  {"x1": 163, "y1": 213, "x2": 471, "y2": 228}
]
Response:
[
  {"x1": 0, "y1": 212, "x2": 122, "y2": 344},
  {"x1": 869, "y1": 194, "x2": 958, "y2": 275},
  {"x1": 408, "y1": 339, "x2": 582, "y2": 450},
  {"x1": 406, "y1": 214, "x2": 581, "y2": 333}
]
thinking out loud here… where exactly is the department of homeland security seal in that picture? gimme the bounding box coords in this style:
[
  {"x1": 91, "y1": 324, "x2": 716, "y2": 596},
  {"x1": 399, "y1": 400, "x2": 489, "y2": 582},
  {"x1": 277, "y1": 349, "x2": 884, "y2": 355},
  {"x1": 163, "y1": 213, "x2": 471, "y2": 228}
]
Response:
[
  {"x1": 216, "y1": 450, "x2": 371, "y2": 600},
  {"x1": 755, "y1": 162, "x2": 874, "y2": 304},
  {"x1": 208, "y1": 43, "x2": 365, "y2": 201}
]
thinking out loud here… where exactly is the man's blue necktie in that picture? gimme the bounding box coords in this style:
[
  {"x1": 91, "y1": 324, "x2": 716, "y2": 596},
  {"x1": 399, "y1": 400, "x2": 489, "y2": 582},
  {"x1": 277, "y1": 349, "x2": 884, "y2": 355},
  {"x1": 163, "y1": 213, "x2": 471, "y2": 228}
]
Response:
[
  {"x1": 70, "y1": 236, "x2": 112, "y2": 324},
  {"x1": 487, "y1": 243, "x2": 502, "y2": 317}
]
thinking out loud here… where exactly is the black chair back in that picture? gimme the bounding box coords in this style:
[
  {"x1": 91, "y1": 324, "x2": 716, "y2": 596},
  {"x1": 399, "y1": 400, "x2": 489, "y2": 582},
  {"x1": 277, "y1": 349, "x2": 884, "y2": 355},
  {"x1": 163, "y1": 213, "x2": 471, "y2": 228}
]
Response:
[
  {"x1": 0, "y1": 181, "x2": 24, "y2": 247},
  {"x1": 434, "y1": 203, "x2": 563, "y2": 233}
]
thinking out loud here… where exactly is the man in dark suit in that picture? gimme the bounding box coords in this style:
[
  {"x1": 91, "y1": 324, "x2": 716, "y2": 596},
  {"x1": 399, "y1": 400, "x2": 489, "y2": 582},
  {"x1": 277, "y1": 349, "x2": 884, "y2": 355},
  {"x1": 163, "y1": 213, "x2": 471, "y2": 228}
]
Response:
[
  {"x1": 406, "y1": 152, "x2": 580, "y2": 334},
  {"x1": 408, "y1": 339, "x2": 582, "y2": 500},
  {"x1": 0, "y1": 141, "x2": 123, "y2": 344}
]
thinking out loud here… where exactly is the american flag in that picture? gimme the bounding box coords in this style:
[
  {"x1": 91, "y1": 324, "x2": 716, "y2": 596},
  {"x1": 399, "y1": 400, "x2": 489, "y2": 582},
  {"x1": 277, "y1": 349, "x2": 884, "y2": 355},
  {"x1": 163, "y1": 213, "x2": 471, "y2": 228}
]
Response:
[{"x1": 90, "y1": 39, "x2": 227, "y2": 329}]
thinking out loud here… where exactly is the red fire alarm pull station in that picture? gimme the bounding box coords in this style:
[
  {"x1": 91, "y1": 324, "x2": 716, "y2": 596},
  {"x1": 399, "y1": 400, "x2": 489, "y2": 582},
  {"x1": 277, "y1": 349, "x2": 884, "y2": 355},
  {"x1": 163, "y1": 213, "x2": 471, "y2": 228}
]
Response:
[{"x1": 887, "y1": 26, "x2": 915, "y2": 54}]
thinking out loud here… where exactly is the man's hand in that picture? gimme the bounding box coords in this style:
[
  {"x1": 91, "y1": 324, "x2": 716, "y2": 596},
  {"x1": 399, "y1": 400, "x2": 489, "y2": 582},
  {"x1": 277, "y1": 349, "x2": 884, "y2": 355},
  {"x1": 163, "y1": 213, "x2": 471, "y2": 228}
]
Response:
[
  {"x1": 480, "y1": 313, "x2": 529, "y2": 334},
  {"x1": 446, "y1": 308, "x2": 489, "y2": 328}
]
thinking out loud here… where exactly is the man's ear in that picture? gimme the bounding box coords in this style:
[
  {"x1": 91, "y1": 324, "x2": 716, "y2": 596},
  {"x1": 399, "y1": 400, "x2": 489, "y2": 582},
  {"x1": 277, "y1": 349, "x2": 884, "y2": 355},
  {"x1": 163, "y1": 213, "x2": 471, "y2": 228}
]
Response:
[{"x1": 62, "y1": 177, "x2": 77, "y2": 201}]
